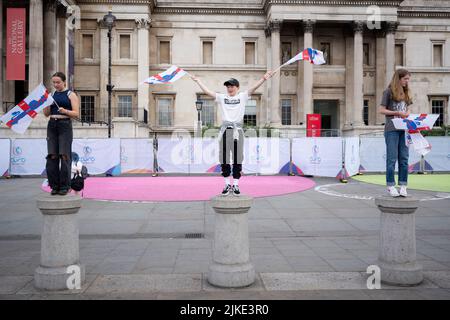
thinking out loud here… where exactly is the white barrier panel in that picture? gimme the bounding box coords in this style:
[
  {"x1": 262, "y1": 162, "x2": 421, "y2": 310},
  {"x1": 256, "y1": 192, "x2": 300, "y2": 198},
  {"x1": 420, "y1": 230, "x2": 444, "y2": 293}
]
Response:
[
  {"x1": 120, "y1": 139, "x2": 154, "y2": 174},
  {"x1": 344, "y1": 137, "x2": 360, "y2": 177},
  {"x1": 292, "y1": 137, "x2": 342, "y2": 177},
  {"x1": 72, "y1": 139, "x2": 121, "y2": 175},
  {"x1": 157, "y1": 137, "x2": 190, "y2": 173},
  {"x1": 10, "y1": 139, "x2": 47, "y2": 175},
  {"x1": 243, "y1": 138, "x2": 290, "y2": 174},
  {"x1": 0, "y1": 139, "x2": 11, "y2": 176},
  {"x1": 360, "y1": 136, "x2": 429, "y2": 172},
  {"x1": 425, "y1": 137, "x2": 450, "y2": 171},
  {"x1": 359, "y1": 137, "x2": 386, "y2": 172},
  {"x1": 190, "y1": 137, "x2": 219, "y2": 173}
]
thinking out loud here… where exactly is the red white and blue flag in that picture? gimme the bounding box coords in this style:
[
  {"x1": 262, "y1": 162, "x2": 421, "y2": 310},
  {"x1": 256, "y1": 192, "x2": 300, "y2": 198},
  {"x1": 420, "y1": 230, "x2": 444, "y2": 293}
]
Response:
[
  {"x1": 392, "y1": 114, "x2": 440, "y2": 156},
  {"x1": 0, "y1": 83, "x2": 54, "y2": 134},
  {"x1": 281, "y1": 48, "x2": 326, "y2": 68},
  {"x1": 144, "y1": 65, "x2": 187, "y2": 84}
]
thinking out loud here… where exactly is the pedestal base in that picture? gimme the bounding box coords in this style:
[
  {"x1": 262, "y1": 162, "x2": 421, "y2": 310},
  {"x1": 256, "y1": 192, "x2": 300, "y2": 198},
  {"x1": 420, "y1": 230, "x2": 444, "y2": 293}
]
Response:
[
  {"x1": 208, "y1": 262, "x2": 255, "y2": 288},
  {"x1": 34, "y1": 264, "x2": 85, "y2": 291},
  {"x1": 377, "y1": 260, "x2": 423, "y2": 286}
]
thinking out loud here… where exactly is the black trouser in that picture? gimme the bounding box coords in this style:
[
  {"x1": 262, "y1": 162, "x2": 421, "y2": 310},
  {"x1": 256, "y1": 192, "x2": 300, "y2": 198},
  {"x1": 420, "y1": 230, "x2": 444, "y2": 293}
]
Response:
[
  {"x1": 219, "y1": 128, "x2": 244, "y2": 180},
  {"x1": 46, "y1": 118, "x2": 73, "y2": 191}
]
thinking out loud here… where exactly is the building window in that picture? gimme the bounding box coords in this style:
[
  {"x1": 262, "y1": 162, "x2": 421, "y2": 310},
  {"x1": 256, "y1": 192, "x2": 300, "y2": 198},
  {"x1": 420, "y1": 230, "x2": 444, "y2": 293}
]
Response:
[
  {"x1": 433, "y1": 44, "x2": 443, "y2": 67},
  {"x1": 157, "y1": 97, "x2": 173, "y2": 126},
  {"x1": 159, "y1": 40, "x2": 171, "y2": 64},
  {"x1": 202, "y1": 41, "x2": 213, "y2": 64},
  {"x1": 363, "y1": 43, "x2": 370, "y2": 66},
  {"x1": 363, "y1": 99, "x2": 369, "y2": 126},
  {"x1": 244, "y1": 99, "x2": 257, "y2": 126},
  {"x1": 281, "y1": 99, "x2": 292, "y2": 125},
  {"x1": 118, "y1": 95, "x2": 132, "y2": 117},
  {"x1": 320, "y1": 42, "x2": 331, "y2": 65},
  {"x1": 395, "y1": 43, "x2": 404, "y2": 66},
  {"x1": 281, "y1": 42, "x2": 292, "y2": 65},
  {"x1": 80, "y1": 95, "x2": 95, "y2": 122},
  {"x1": 82, "y1": 34, "x2": 93, "y2": 59},
  {"x1": 432, "y1": 99, "x2": 445, "y2": 127},
  {"x1": 245, "y1": 42, "x2": 256, "y2": 65},
  {"x1": 119, "y1": 34, "x2": 131, "y2": 59},
  {"x1": 199, "y1": 97, "x2": 215, "y2": 126}
]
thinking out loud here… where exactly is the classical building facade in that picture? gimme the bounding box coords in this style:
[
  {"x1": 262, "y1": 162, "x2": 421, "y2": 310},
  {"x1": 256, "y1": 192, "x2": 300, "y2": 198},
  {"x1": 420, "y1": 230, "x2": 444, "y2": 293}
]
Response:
[{"x1": 1, "y1": 0, "x2": 450, "y2": 138}]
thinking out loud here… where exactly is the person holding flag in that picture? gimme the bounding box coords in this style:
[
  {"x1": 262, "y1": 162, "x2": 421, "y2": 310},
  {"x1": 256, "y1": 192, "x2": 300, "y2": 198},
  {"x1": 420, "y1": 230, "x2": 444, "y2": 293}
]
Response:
[
  {"x1": 379, "y1": 69, "x2": 413, "y2": 197},
  {"x1": 43, "y1": 72, "x2": 80, "y2": 196},
  {"x1": 190, "y1": 71, "x2": 273, "y2": 195}
]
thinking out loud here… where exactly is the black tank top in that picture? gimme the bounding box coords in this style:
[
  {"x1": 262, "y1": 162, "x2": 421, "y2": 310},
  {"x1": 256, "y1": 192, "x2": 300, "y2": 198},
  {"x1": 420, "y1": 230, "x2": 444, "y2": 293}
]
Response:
[{"x1": 50, "y1": 89, "x2": 72, "y2": 115}]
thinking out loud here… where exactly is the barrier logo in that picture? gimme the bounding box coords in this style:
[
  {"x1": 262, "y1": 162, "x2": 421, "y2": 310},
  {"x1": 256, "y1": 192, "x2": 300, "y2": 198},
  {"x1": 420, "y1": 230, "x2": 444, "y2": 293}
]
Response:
[
  {"x1": 120, "y1": 146, "x2": 128, "y2": 163},
  {"x1": 310, "y1": 145, "x2": 321, "y2": 164},
  {"x1": 80, "y1": 145, "x2": 95, "y2": 164},
  {"x1": 11, "y1": 145, "x2": 25, "y2": 165}
]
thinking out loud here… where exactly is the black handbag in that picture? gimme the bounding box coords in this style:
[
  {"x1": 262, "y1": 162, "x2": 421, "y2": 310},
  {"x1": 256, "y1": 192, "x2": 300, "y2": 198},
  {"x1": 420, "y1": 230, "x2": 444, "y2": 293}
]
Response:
[{"x1": 71, "y1": 172, "x2": 84, "y2": 191}]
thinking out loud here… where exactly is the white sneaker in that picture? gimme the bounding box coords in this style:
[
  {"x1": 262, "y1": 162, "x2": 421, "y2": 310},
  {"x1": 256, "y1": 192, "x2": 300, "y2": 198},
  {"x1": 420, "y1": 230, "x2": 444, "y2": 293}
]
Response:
[
  {"x1": 387, "y1": 186, "x2": 400, "y2": 197},
  {"x1": 399, "y1": 186, "x2": 408, "y2": 197}
]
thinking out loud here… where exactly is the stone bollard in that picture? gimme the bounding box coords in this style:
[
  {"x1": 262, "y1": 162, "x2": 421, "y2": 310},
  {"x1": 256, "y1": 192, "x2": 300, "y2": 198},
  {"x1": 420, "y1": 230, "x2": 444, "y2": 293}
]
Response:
[
  {"x1": 34, "y1": 194, "x2": 85, "y2": 290},
  {"x1": 208, "y1": 194, "x2": 255, "y2": 288},
  {"x1": 375, "y1": 196, "x2": 423, "y2": 286}
]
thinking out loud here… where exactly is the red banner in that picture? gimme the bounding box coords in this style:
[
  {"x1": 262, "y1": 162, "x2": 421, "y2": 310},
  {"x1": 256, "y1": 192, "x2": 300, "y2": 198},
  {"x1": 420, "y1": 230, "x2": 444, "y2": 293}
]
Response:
[
  {"x1": 6, "y1": 8, "x2": 26, "y2": 80},
  {"x1": 307, "y1": 114, "x2": 321, "y2": 137}
]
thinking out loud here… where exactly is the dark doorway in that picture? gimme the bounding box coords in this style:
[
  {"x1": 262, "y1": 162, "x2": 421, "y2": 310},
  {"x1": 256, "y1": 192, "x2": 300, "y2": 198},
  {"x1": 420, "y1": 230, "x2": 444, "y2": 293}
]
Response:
[{"x1": 313, "y1": 100, "x2": 339, "y2": 136}]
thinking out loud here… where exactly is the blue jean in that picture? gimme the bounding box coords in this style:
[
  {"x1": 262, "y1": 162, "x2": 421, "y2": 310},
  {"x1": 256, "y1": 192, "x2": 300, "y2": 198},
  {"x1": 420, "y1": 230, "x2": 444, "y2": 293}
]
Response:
[{"x1": 384, "y1": 130, "x2": 409, "y2": 187}]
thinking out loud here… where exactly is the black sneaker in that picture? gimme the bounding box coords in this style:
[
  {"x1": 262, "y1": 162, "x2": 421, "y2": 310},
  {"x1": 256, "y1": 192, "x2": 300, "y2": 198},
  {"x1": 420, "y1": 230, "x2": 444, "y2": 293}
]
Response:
[
  {"x1": 58, "y1": 189, "x2": 69, "y2": 196},
  {"x1": 222, "y1": 184, "x2": 232, "y2": 196},
  {"x1": 232, "y1": 185, "x2": 240, "y2": 195},
  {"x1": 51, "y1": 189, "x2": 59, "y2": 195}
]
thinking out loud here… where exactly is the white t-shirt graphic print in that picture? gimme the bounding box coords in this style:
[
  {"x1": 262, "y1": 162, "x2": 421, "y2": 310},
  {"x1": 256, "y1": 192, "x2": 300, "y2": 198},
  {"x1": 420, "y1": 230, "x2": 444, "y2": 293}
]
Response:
[{"x1": 215, "y1": 91, "x2": 249, "y2": 124}]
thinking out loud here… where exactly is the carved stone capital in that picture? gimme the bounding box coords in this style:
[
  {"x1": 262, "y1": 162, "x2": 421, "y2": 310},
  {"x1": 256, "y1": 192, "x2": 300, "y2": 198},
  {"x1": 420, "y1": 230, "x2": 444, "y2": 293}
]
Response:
[
  {"x1": 135, "y1": 18, "x2": 151, "y2": 29},
  {"x1": 353, "y1": 20, "x2": 365, "y2": 34},
  {"x1": 268, "y1": 19, "x2": 282, "y2": 33},
  {"x1": 303, "y1": 19, "x2": 315, "y2": 33},
  {"x1": 44, "y1": 0, "x2": 57, "y2": 12},
  {"x1": 386, "y1": 21, "x2": 399, "y2": 34}
]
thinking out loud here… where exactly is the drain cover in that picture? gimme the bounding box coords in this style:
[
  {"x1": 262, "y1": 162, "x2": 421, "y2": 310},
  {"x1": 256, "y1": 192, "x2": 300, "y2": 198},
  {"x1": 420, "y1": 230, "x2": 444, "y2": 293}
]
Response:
[{"x1": 185, "y1": 233, "x2": 204, "y2": 239}]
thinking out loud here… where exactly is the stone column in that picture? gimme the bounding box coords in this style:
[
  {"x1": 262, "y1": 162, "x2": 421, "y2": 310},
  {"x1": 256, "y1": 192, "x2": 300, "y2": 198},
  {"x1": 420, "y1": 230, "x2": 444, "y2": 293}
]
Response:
[
  {"x1": 375, "y1": 31, "x2": 386, "y2": 125},
  {"x1": 34, "y1": 194, "x2": 85, "y2": 290},
  {"x1": 264, "y1": 26, "x2": 272, "y2": 126},
  {"x1": 98, "y1": 20, "x2": 109, "y2": 121},
  {"x1": 29, "y1": 0, "x2": 44, "y2": 91},
  {"x1": 43, "y1": 0, "x2": 57, "y2": 89},
  {"x1": 208, "y1": 195, "x2": 255, "y2": 288},
  {"x1": 375, "y1": 196, "x2": 423, "y2": 286},
  {"x1": 344, "y1": 31, "x2": 354, "y2": 130},
  {"x1": 302, "y1": 20, "x2": 315, "y2": 124},
  {"x1": 136, "y1": 18, "x2": 151, "y2": 123},
  {"x1": 269, "y1": 19, "x2": 282, "y2": 126},
  {"x1": 352, "y1": 21, "x2": 365, "y2": 127},
  {"x1": 385, "y1": 22, "x2": 398, "y2": 88}
]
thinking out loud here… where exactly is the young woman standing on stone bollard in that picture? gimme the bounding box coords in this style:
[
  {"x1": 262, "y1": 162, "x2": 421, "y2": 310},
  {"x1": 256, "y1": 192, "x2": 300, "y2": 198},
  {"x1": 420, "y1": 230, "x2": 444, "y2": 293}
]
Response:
[
  {"x1": 379, "y1": 69, "x2": 413, "y2": 198},
  {"x1": 43, "y1": 72, "x2": 80, "y2": 196}
]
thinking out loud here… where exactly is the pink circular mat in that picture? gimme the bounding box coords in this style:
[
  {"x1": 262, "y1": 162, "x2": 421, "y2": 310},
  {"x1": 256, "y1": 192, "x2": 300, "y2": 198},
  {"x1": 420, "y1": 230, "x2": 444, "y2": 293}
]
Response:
[{"x1": 42, "y1": 176, "x2": 315, "y2": 202}]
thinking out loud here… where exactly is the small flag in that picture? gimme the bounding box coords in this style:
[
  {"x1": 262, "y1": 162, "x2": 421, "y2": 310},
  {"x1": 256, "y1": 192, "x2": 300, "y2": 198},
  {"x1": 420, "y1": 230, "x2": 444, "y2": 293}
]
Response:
[
  {"x1": 392, "y1": 114, "x2": 440, "y2": 156},
  {"x1": 0, "y1": 83, "x2": 54, "y2": 134},
  {"x1": 281, "y1": 48, "x2": 326, "y2": 68},
  {"x1": 144, "y1": 65, "x2": 187, "y2": 84}
]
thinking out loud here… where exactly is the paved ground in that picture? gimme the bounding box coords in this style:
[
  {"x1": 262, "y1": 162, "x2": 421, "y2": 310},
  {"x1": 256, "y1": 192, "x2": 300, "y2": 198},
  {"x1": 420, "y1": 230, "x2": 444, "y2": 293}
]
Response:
[{"x1": 0, "y1": 176, "x2": 450, "y2": 300}]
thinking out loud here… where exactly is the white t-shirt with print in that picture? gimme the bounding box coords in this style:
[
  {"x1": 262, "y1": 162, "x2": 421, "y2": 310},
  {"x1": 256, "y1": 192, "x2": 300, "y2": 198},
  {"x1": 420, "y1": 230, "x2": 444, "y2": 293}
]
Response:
[{"x1": 215, "y1": 91, "x2": 249, "y2": 124}]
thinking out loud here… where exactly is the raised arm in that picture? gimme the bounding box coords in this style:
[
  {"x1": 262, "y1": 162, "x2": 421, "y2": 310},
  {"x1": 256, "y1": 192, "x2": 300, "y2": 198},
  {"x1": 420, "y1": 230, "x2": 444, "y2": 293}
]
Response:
[
  {"x1": 247, "y1": 71, "x2": 273, "y2": 96},
  {"x1": 190, "y1": 75, "x2": 216, "y2": 99}
]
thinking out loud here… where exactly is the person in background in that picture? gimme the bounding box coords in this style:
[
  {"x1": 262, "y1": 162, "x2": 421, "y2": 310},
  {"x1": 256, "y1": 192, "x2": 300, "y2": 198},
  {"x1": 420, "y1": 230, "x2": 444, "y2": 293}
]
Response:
[{"x1": 71, "y1": 152, "x2": 83, "y2": 195}]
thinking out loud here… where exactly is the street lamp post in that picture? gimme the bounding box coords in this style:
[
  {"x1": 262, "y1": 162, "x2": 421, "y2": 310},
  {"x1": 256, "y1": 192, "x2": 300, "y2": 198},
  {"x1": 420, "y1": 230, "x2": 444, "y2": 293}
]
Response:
[
  {"x1": 102, "y1": 10, "x2": 116, "y2": 138},
  {"x1": 195, "y1": 100, "x2": 203, "y2": 138}
]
